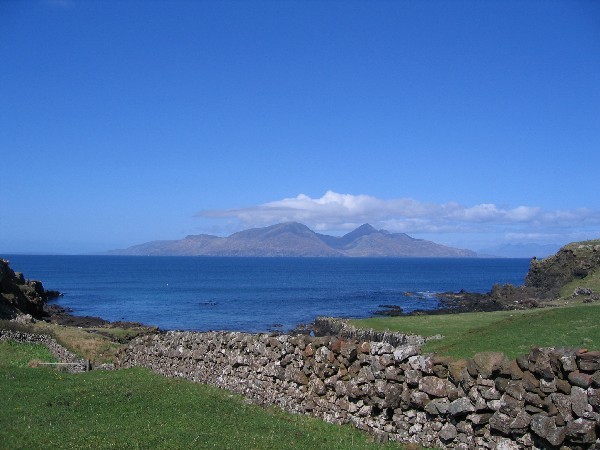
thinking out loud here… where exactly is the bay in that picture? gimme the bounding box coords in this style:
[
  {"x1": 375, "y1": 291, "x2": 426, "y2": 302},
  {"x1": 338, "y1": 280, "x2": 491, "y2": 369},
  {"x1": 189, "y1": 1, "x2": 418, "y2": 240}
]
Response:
[{"x1": 4, "y1": 255, "x2": 530, "y2": 333}]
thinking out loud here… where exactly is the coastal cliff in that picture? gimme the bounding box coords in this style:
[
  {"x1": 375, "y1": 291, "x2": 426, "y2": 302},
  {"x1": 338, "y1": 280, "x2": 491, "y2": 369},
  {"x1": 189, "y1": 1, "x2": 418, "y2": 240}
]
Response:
[
  {"x1": 383, "y1": 238, "x2": 600, "y2": 316},
  {"x1": 0, "y1": 259, "x2": 59, "y2": 319},
  {"x1": 525, "y1": 240, "x2": 600, "y2": 299}
]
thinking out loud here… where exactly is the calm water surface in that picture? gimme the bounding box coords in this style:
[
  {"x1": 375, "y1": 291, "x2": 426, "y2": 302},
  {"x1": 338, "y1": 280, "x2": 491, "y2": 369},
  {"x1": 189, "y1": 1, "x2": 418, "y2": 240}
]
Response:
[{"x1": 5, "y1": 256, "x2": 530, "y2": 333}]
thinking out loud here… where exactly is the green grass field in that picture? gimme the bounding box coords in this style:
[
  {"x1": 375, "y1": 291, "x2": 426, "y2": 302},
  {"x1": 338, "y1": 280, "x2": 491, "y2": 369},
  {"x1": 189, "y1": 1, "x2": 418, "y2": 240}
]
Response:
[
  {"x1": 0, "y1": 341, "x2": 407, "y2": 450},
  {"x1": 351, "y1": 302, "x2": 600, "y2": 359}
]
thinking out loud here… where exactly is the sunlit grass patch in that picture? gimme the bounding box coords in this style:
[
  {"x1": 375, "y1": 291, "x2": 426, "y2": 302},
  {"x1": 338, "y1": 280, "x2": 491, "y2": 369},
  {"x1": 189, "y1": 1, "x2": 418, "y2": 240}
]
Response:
[
  {"x1": 351, "y1": 303, "x2": 600, "y2": 359},
  {"x1": 0, "y1": 341, "x2": 409, "y2": 450}
]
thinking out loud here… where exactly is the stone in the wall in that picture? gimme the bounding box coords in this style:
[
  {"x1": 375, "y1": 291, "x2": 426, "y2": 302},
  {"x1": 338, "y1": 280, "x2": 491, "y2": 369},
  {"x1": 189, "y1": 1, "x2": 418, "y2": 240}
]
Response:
[
  {"x1": 419, "y1": 376, "x2": 452, "y2": 398},
  {"x1": 530, "y1": 414, "x2": 566, "y2": 446},
  {"x1": 448, "y1": 397, "x2": 475, "y2": 416},
  {"x1": 501, "y1": 359, "x2": 524, "y2": 380},
  {"x1": 468, "y1": 352, "x2": 506, "y2": 378},
  {"x1": 565, "y1": 417, "x2": 596, "y2": 444},
  {"x1": 530, "y1": 348, "x2": 555, "y2": 380},
  {"x1": 591, "y1": 370, "x2": 600, "y2": 387},
  {"x1": 392, "y1": 345, "x2": 419, "y2": 363},
  {"x1": 409, "y1": 390, "x2": 430, "y2": 408},
  {"x1": 588, "y1": 387, "x2": 600, "y2": 410},
  {"x1": 489, "y1": 411, "x2": 513, "y2": 435},
  {"x1": 571, "y1": 386, "x2": 589, "y2": 417},
  {"x1": 579, "y1": 350, "x2": 600, "y2": 371},
  {"x1": 438, "y1": 423, "x2": 457, "y2": 442},
  {"x1": 521, "y1": 370, "x2": 541, "y2": 394},
  {"x1": 382, "y1": 382, "x2": 402, "y2": 409},
  {"x1": 424, "y1": 397, "x2": 450, "y2": 415},
  {"x1": 568, "y1": 370, "x2": 593, "y2": 388}
]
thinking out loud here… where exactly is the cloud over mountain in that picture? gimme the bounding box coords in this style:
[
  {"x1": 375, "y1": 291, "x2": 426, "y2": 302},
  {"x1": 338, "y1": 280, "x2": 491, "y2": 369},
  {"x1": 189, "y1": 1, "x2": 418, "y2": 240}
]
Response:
[{"x1": 197, "y1": 191, "x2": 600, "y2": 243}]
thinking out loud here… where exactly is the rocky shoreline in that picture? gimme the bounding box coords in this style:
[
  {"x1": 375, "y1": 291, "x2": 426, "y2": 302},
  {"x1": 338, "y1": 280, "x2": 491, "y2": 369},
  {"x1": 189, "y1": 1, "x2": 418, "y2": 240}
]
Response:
[{"x1": 373, "y1": 241, "x2": 600, "y2": 318}]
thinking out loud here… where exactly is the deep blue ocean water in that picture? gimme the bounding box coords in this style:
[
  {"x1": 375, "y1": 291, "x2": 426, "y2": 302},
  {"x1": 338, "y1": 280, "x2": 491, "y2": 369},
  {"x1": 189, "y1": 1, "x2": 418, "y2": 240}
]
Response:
[{"x1": 4, "y1": 256, "x2": 530, "y2": 333}]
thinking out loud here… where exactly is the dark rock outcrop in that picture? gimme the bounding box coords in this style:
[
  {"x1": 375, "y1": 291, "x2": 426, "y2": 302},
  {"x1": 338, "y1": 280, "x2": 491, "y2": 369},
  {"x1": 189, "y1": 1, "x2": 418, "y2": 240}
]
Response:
[
  {"x1": 525, "y1": 240, "x2": 600, "y2": 298},
  {"x1": 0, "y1": 259, "x2": 59, "y2": 319}
]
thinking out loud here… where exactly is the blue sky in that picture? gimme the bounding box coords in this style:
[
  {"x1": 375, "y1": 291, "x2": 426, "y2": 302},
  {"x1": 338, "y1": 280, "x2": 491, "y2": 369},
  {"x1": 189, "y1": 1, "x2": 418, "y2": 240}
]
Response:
[{"x1": 1, "y1": 0, "x2": 599, "y2": 254}]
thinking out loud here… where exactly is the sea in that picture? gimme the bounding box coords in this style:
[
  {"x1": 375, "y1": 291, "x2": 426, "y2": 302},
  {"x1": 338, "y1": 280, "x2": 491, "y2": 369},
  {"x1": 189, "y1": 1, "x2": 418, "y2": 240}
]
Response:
[{"x1": 4, "y1": 255, "x2": 531, "y2": 333}]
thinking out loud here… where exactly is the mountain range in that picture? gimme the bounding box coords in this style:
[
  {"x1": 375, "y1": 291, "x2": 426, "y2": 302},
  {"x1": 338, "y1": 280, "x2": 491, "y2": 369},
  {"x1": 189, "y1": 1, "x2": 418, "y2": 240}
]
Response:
[{"x1": 108, "y1": 222, "x2": 477, "y2": 257}]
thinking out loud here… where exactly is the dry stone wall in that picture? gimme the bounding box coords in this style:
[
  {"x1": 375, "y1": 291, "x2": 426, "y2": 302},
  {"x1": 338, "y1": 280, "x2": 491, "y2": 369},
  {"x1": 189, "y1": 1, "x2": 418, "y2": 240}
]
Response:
[
  {"x1": 0, "y1": 329, "x2": 88, "y2": 372},
  {"x1": 117, "y1": 331, "x2": 600, "y2": 449}
]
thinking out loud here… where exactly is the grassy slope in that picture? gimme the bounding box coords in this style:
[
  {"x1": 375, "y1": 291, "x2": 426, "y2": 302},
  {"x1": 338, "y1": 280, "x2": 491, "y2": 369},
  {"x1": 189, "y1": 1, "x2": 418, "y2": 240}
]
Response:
[
  {"x1": 0, "y1": 341, "x2": 407, "y2": 450},
  {"x1": 351, "y1": 302, "x2": 600, "y2": 359},
  {"x1": 0, "y1": 320, "x2": 143, "y2": 364},
  {"x1": 560, "y1": 263, "x2": 600, "y2": 298},
  {"x1": 352, "y1": 251, "x2": 600, "y2": 360}
]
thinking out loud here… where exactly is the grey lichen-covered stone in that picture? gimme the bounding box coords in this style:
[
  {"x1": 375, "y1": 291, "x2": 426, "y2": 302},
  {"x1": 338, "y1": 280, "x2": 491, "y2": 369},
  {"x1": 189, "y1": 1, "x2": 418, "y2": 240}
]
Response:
[
  {"x1": 392, "y1": 345, "x2": 419, "y2": 363},
  {"x1": 409, "y1": 390, "x2": 430, "y2": 408},
  {"x1": 467, "y1": 386, "x2": 487, "y2": 411},
  {"x1": 540, "y1": 377, "x2": 557, "y2": 394},
  {"x1": 523, "y1": 391, "x2": 544, "y2": 409},
  {"x1": 509, "y1": 409, "x2": 531, "y2": 434},
  {"x1": 479, "y1": 386, "x2": 502, "y2": 400},
  {"x1": 489, "y1": 411, "x2": 513, "y2": 435},
  {"x1": 504, "y1": 380, "x2": 526, "y2": 400},
  {"x1": 408, "y1": 354, "x2": 433, "y2": 373},
  {"x1": 570, "y1": 386, "x2": 589, "y2": 417},
  {"x1": 561, "y1": 354, "x2": 578, "y2": 372},
  {"x1": 531, "y1": 414, "x2": 566, "y2": 446},
  {"x1": 448, "y1": 397, "x2": 475, "y2": 416},
  {"x1": 424, "y1": 397, "x2": 450, "y2": 415},
  {"x1": 566, "y1": 417, "x2": 597, "y2": 443},
  {"x1": 467, "y1": 412, "x2": 493, "y2": 425},
  {"x1": 384, "y1": 365, "x2": 401, "y2": 382},
  {"x1": 382, "y1": 382, "x2": 402, "y2": 408},
  {"x1": 405, "y1": 369, "x2": 422, "y2": 387},
  {"x1": 419, "y1": 376, "x2": 451, "y2": 398},
  {"x1": 499, "y1": 393, "x2": 524, "y2": 418},
  {"x1": 438, "y1": 423, "x2": 457, "y2": 442},
  {"x1": 494, "y1": 437, "x2": 521, "y2": 450}
]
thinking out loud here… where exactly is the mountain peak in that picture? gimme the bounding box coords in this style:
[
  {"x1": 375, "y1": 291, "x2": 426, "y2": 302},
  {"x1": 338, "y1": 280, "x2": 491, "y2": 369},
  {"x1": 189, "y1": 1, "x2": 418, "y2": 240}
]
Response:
[
  {"x1": 355, "y1": 223, "x2": 377, "y2": 233},
  {"x1": 340, "y1": 223, "x2": 380, "y2": 240},
  {"x1": 110, "y1": 222, "x2": 477, "y2": 257}
]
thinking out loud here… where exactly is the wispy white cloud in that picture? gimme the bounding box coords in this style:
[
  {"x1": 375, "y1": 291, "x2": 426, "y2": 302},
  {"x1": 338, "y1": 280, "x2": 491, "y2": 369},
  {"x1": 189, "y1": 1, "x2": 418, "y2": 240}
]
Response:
[{"x1": 197, "y1": 190, "x2": 600, "y2": 243}]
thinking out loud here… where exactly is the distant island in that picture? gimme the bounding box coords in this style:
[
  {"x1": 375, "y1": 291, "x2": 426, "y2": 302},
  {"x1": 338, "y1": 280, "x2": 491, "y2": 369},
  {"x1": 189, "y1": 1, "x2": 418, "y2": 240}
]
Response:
[{"x1": 108, "y1": 222, "x2": 477, "y2": 257}]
